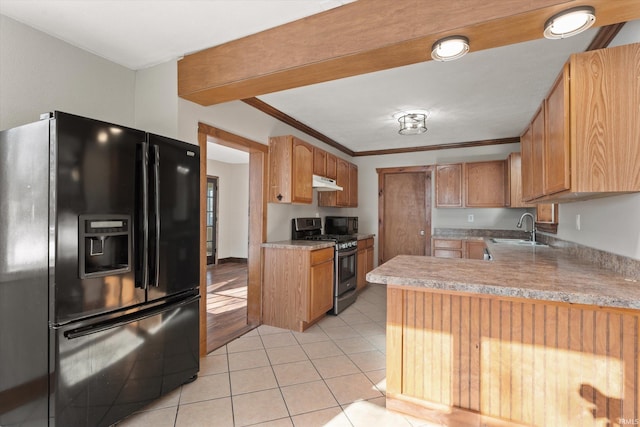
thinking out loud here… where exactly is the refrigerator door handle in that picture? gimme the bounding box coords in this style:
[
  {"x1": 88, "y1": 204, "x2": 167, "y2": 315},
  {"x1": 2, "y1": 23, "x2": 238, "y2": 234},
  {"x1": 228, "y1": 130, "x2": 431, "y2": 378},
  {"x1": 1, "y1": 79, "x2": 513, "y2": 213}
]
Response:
[
  {"x1": 63, "y1": 294, "x2": 200, "y2": 339},
  {"x1": 136, "y1": 142, "x2": 149, "y2": 289},
  {"x1": 151, "y1": 144, "x2": 161, "y2": 287}
]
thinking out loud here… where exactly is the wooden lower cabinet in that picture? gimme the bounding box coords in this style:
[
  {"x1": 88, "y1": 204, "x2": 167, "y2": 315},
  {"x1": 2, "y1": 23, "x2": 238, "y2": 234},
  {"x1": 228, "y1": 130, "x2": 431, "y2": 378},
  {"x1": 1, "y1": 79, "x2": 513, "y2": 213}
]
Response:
[
  {"x1": 465, "y1": 241, "x2": 486, "y2": 260},
  {"x1": 356, "y1": 238, "x2": 374, "y2": 290},
  {"x1": 432, "y1": 239, "x2": 463, "y2": 258},
  {"x1": 386, "y1": 286, "x2": 640, "y2": 426},
  {"x1": 262, "y1": 246, "x2": 334, "y2": 331},
  {"x1": 432, "y1": 239, "x2": 485, "y2": 259}
]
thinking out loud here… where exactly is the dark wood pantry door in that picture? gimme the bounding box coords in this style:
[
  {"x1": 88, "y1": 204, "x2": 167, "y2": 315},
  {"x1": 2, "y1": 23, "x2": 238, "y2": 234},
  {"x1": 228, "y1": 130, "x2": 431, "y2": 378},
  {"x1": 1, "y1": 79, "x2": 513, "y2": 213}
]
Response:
[{"x1": 377, "y1": 166, "x2": 432, "y2": 264}]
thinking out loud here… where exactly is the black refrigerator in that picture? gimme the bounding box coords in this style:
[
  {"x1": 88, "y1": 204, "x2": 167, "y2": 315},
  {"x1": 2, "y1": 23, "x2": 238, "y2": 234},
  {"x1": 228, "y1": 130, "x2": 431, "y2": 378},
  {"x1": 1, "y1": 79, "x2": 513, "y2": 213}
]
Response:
[{"x1": 0, "y1": 111, "x2": 200, "y2": 426}]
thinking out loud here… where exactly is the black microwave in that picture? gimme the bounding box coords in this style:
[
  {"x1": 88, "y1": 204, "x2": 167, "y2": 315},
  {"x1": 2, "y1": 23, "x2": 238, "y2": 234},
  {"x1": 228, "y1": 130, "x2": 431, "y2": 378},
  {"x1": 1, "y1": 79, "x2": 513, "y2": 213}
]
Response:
[{"x1": 325, "y1": 216, "x2": 358, "y2": 235}]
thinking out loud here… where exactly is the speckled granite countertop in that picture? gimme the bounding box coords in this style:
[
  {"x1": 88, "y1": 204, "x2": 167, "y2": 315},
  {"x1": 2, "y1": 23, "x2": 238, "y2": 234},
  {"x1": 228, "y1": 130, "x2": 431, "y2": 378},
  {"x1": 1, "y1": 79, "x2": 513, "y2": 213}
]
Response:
[
  {"x1": 367, "y1": 239, "x2": 640, "y2": 310},
  {"x1": 354, "y1": 234, "x2": 375, "y2": 240},
  {"x1": 262, "y1": 240, "x2": 334, "y2": 250}
]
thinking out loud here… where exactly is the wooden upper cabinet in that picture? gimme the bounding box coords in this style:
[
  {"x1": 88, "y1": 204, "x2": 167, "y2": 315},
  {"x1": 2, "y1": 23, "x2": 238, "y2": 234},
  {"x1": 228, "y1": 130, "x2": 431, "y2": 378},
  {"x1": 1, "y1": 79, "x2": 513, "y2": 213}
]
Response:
[
  {"x1": 326, "y1": 152, "x2": 338, "y2": 180},
  {"x1": 313, "y1": 147, "x2": 327, "y2": 176},
  {"x1": 544, "y1": 63, "x2": 570, "y2": 195},
  {"x1": 335, "y1": 158, "x2": 350, "y2": 206},
  {"x1": 318, "y1": 156, "x2": 357, "y2": 208},
  {"x1": 349, "y1": 163, "x2": 358, "y2": 207},
  {"x1": 520, "y1": 126, "x2": 534, "y2": 202},
  {"x1": 465, "y1": 160, "x2": 506, "y2": 207},
  {"x1": 521, "y1": 43, "x2": 640, "y2": 202},
  {"x1": 506, "y1": 152, "x2": 533, "y2": 208},
  {"x1": 435, "y1": 164, "x2": 463, "y2": 207},
  {"x1": 530, "y1": 106, "x2": 546, "y2": 200},
  {"x1": 268, "y1": 135, "x2": 313, "y2": 204}
]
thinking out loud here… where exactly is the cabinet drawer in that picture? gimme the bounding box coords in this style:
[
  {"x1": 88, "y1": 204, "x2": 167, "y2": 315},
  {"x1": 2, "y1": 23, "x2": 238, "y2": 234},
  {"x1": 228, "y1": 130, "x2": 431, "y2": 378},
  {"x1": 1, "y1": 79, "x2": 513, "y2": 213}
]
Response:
[
  {"x1": 357, "y1": 238, "x2": 374, "y2": 250},
  {"x1": 433, "y1": 239, "x2": 462, "y2": 249},
  {"x1": 433, "y1": 249, "x2": 463, "y2": 258},
  {"x1": 311, "y1": 247, "x2": 334, "y2": 265}
]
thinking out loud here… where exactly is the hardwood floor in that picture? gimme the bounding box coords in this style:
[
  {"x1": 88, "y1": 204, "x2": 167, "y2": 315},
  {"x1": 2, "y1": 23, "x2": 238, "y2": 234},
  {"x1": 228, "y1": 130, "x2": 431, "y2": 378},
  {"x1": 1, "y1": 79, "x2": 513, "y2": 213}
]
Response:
[{"x1": 206, "y1": 262, "x2": 253, "y2": 353}]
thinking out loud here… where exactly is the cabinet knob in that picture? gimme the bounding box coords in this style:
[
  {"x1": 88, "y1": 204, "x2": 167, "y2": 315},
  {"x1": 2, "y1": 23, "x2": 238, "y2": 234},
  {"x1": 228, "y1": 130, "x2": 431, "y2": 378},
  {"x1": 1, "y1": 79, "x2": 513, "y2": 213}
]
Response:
[
  {"x1": 420, "y1": 230, "x2": 425, "y2": 236},
  {"x1": 277, "y1": 194, "x2": 283, "y2": 201}
]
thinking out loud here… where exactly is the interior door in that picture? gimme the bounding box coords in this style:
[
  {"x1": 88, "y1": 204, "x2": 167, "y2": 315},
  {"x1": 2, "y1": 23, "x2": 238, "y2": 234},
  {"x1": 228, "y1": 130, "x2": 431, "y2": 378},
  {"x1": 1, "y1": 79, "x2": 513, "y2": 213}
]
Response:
[
  {"x1": 206, "y1": 177, "x2": 218, "y2": 265},
  {"x1": 378, "y1": 167, "x2": 431, "y2": 263}
]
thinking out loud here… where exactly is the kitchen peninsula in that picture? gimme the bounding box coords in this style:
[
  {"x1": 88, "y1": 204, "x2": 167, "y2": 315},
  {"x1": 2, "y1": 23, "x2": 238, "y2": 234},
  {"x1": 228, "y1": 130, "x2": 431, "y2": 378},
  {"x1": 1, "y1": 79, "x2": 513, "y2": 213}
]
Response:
[{"x1": 367, "y1": 239, "x2": 640, "y2": 426}]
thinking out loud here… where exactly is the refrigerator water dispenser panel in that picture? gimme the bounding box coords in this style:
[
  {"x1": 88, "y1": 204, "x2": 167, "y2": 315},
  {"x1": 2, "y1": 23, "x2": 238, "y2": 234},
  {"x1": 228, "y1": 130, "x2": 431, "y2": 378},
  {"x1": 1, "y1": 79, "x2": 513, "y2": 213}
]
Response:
[{"x1": 79, "y1": 214, "x2": 132, "y2": 278}]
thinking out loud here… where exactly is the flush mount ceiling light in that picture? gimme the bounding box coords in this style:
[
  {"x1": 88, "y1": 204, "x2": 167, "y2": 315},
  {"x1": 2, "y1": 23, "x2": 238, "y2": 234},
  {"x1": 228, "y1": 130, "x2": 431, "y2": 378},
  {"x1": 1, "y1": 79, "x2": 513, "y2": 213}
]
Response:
[
  {"x1": 543, "y1": 6, "x2": 596, "y2": 39},
  {"x1": 398, "y1": 113, "x2": 428, "y2": 135},
  {"x1": 431, "y1": 36, "x2": 470, "y2": 61}
]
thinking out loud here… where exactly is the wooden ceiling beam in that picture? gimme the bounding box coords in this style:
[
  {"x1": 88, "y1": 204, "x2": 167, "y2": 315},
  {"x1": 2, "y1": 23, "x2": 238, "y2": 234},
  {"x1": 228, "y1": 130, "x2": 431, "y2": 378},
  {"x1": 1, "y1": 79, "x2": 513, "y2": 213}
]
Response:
[{"x1": 178, "y1": 0, "x2": 640, "y2": 106}]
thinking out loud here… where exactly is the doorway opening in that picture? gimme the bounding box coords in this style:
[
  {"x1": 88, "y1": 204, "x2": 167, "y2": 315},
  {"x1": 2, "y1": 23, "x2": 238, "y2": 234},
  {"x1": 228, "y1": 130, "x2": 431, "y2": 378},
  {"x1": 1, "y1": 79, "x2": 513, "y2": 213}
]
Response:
[
  {"x1": 197, "y1": 123, "x2": 267, "y2": 356},
  {"x1": 206, "y1": 176, "x2": 218, "y2": 265}
]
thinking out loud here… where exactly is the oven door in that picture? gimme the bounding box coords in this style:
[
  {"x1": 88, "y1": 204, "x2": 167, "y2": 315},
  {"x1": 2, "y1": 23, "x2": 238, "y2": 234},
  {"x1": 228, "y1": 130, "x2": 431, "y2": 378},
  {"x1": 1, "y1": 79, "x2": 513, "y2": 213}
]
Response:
[{"x1": 336, "y1": 247, "x2": 357, "y2": 296}]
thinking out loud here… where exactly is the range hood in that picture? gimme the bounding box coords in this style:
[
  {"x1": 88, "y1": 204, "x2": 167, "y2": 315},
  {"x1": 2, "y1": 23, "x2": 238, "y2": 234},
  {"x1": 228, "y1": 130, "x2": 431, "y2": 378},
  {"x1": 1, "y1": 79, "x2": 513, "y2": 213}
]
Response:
[{"x1": 312, "y1": 174, "x2": 343, "y2": 191}]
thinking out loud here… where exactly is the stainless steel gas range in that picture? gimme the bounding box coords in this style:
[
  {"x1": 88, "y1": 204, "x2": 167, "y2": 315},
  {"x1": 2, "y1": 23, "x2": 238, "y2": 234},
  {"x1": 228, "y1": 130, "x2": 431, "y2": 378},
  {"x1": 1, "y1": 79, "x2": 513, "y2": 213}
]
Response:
[{"x1": 291, "y1": 218, "x2": 357, "y2": 314}]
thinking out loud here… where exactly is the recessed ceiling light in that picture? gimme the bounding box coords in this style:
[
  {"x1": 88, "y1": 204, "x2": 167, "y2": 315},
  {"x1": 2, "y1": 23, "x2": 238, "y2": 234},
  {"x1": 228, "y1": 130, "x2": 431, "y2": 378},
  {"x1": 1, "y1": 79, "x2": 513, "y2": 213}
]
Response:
[
  {"x1": 431, "y1": 36, "x2": 470, "y2": 61},
  {"x1": 543, "y1": 6, "x2": 596, "y2": 39}
]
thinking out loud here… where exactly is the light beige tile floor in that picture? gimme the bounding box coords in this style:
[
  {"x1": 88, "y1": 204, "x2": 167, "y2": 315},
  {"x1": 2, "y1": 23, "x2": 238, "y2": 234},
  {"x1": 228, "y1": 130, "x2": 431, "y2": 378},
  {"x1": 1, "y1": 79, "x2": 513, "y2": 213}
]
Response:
[{"x1": 117, "y1": 283, "x2": 436, "y2": 427}]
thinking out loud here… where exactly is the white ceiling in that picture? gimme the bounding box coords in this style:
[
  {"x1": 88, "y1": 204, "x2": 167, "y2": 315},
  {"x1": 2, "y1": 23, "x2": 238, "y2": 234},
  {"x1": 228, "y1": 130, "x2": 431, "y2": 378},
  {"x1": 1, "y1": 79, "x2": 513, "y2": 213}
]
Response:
[{"x1": 1, "y1": 1, "x2": 638, "y2": 159}]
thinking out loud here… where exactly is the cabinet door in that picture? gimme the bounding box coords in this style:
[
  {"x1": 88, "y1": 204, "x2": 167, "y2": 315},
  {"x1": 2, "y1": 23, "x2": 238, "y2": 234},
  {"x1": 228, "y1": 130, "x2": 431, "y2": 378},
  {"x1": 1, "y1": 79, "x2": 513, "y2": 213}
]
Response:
[
  {"x1": 465, "y1": 241, "x2": 486, "y2": 260},
  {"x1": 291, "y1": 138, "x2": 313, "y2": 204},
  {"x1": 507, "y1": 152, "x2": 533, "y2": 208},
  {"x1": 536, "y1": 203, "x2": 557, "y2": 223},
  {"x1": 313, "y1": 147, "x2": 327, "y2": 176},
  {"x1": 326, "y1": 153, "x2": 338, "y2": 180},
  {"x1": 436, "y1": 164, "x2": 463, "y2": 207},
  {"x1": 366, "y1": 245, "x2": 374, "y2": 274},
  {"x1": 349, "y1": 163, "x2": 358, "y2": 207},
  {"x1": 465, "y1": 160, "x2": 506, "y2": 207},
  {"x1": 545, "y1": 64, "x2": 571, "y2": 195},
  {"x1": 308, "y1": 258, "x2": 334, "y2": 321},
  {"x1": 530, "y1": 107, "x2": 546, "y2": 199},
  {"x1": 356, "y1": 248, "x2": 366, "y2": 291},
  {"x1": 520, "y1": 126, "x2": 534, "y2": 202},
  {"x1": 336, "y1": 158, "x2": 350, "y2": 206}
]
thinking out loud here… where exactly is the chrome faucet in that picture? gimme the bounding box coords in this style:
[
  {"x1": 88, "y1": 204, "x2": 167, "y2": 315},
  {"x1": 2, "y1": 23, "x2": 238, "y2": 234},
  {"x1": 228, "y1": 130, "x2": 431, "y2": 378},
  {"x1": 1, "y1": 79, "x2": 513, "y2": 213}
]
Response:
[{"x1": 517, "y1": 212, "x2": 536, "y2": 242}]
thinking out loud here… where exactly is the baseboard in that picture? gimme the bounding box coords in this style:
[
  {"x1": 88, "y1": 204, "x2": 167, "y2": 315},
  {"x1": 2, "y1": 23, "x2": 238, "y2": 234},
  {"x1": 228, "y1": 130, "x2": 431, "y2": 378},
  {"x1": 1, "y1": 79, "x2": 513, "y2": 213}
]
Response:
[{"x1": 217, "y1": 257, "x2": 248, "y2": 264}]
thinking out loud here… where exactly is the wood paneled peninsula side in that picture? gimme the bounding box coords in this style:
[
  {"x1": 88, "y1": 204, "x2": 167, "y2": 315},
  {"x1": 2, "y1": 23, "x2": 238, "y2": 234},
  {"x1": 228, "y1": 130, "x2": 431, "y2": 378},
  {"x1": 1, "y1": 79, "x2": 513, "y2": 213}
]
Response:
[{"x1": 367, "y1": 240, "x2": 640, "y2": 426}]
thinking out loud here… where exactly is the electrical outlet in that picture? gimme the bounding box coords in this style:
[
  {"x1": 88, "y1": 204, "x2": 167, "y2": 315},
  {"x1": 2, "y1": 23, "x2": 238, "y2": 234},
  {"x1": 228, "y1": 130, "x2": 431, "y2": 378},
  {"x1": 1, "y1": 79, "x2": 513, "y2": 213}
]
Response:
[
  {"x1": 576, "y1": 214, "x2": 581, "y2": 230},
  {"x1": 467, "y1": 214, "x2": 474, "y2": 223}
]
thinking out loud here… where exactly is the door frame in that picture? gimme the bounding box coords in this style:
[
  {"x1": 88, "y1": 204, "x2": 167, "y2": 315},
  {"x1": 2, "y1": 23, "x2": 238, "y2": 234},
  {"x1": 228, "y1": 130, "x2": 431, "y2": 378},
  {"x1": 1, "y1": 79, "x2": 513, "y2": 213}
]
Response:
[
  {"x1": 197, "y1": 122, "x2": 267, "y2": 357},
  {"x1": 377, "y1": 165, "x2": 433, "y2": 264}
]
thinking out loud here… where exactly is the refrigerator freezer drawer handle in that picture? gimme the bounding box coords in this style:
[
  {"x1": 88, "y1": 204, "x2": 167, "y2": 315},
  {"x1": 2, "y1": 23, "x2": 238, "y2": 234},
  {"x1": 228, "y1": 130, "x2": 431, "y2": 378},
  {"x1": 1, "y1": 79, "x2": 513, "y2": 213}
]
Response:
[{"x1": 63, "y1": 294, "x2": 200, "y2": 340}]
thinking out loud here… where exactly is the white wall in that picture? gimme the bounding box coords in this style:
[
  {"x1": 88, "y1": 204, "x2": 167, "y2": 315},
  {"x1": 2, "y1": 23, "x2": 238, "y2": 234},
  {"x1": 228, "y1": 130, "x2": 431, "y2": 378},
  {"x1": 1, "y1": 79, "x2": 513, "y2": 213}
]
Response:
[
  {"x1": 134, "y1": 60, "x2": 178, "y2": 138},
  {"x1": 0, "y1": 15, "x2": 135, "y2": 130},
  {"x1": 206, "y1": 159, "x2": 250, "y2": 259},
  {"x1": 556, "y1": 195, "x2": 640, "y2": 259}
]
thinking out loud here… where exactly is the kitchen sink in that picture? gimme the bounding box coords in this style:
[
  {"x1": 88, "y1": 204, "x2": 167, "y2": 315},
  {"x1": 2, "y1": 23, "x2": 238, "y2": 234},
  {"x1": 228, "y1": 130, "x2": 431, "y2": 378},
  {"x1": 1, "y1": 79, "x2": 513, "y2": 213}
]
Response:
[{"x1": 490, "y1": 238, "x2": 548, "y2": 247}]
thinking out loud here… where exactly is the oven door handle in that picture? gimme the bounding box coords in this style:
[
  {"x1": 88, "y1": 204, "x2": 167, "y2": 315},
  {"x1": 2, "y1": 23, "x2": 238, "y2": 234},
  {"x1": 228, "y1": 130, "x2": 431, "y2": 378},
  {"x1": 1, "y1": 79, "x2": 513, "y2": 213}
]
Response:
[{"x1": 337, "y1": 247, "x2": 358, "y2": 257}]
